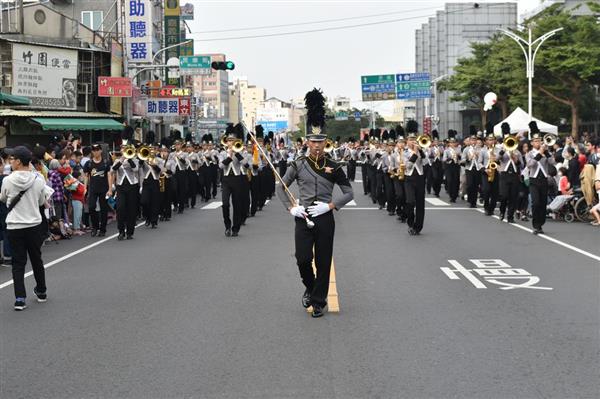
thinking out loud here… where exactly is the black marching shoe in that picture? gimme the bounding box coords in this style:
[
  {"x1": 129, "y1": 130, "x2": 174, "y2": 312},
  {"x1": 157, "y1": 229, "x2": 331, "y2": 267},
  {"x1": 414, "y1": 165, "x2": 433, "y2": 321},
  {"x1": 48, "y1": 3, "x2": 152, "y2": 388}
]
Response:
[
  {"x1": 533, "y1": 228, "x2": 544, "y2": 235},
  {"x1": 507, "y1": 218, "x2": 515, "y2": 224},
  {"x1": 302, "y1": 290, "x2": 311, "y2": 308},
  {"x1": 408, "y1": 227, "x2": 416, "y2": 236},
  {"x1": 225, "y1": 228, "x2": 232, "y2": 237},
  {"x1": 33, "y1": 287, "x2": 47, "y2": 303},
  {"x1": 117, "y1": 231, "x2": 126, "y2": 241},
  {"x1": 98, "y1": 231, "x2": 106, "y2": 237},
  {"x1": 311, "y1": 304, "x2": 325, "y2": 318},
  {"x1": 151, "y1": 223, "x2": 157, "y2": 229},
  {"x1": 126, "y1": 234, "x2": 134, "y2": 240},
  {"x1": 231, "y1": 231, "x2": 239, "y2": 237},
  {"x1": 145, "y1": 220, "x2": 151, "y2": 227},
  {"x1": 90, "y1": 229, "x2": 98, "y2": 237},
  {"x1": 14, "y1": 299, "x2": 27, "y2": 311}
]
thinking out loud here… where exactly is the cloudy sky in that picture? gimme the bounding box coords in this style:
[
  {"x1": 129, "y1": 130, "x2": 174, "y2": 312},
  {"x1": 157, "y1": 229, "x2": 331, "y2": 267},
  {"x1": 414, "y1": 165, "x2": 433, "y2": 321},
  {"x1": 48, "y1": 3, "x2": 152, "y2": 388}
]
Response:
[{"x1": 188, "y1": 0, "x2": 542, "y2": 114}]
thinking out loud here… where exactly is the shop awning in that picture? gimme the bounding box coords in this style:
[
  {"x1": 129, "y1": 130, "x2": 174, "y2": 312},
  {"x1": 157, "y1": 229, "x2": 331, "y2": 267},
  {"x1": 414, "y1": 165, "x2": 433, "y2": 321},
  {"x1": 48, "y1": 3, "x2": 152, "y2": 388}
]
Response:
[
  {"x1": 0, "y1": 92, "x2": 31, "y2": 106},
  {"x1": 30, "y1": 118, "x2": 124, "y2": 131}
]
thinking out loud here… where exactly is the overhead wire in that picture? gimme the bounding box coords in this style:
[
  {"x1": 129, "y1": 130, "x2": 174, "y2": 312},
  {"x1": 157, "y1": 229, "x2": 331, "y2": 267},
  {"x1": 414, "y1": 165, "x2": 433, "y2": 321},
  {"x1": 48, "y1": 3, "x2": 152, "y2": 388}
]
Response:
[{"x1": 190, "y1": 3, "x2": 511, "y2": 42}]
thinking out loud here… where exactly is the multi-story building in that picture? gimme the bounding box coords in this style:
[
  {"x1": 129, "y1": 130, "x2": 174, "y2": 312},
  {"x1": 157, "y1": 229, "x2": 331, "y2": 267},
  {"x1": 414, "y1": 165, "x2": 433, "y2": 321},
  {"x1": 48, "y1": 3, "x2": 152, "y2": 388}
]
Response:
[
  {"x1": 329, "y1": 95, "x2": 351, "y2": 112},
  {"x1": 521, "y1": 0, "x2": 599, "y2": 19},
  {"x1": 230, "y1": 77, "x2": 267, "y2": 130},
  {"x1": 415, "y1": 2, "x2": 517, "y2": 137},
  {"x1": 192, "y1": 54, "x2": 230, "y2": 137},
  {"x1": 228, "y1": 86, "x2": 241, "y2": 125}
]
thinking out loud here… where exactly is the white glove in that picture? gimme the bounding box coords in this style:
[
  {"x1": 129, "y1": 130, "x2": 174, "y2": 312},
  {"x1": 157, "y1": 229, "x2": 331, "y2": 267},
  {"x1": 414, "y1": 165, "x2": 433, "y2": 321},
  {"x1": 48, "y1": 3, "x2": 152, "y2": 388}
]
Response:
[
  {"x1": 290, "y1": 205, "x2": 308, "y2": 218},
  {"x1": 307, "y1": 201, "x2": 331, "y2": 217}
]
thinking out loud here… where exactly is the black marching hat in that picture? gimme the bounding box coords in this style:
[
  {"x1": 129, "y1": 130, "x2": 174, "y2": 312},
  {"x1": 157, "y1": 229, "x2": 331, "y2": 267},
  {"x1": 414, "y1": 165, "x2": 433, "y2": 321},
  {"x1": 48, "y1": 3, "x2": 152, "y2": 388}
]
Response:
[{"x1": 304, "y1": 88, "x2": 327, "y2": 141}]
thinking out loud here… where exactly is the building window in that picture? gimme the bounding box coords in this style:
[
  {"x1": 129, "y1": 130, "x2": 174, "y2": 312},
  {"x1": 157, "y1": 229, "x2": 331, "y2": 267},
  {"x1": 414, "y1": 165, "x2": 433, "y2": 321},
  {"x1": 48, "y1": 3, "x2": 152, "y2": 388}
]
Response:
[{"x1": 81, "y1": 11, "x2": 103, "y2": 31}]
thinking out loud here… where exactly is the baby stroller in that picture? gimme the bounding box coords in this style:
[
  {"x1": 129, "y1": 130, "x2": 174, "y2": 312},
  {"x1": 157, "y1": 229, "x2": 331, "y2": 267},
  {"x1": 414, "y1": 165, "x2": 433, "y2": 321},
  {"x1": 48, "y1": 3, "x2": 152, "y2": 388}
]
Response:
[{"x1": 547, "y1": 194, "x2": 576, "y2": 223}]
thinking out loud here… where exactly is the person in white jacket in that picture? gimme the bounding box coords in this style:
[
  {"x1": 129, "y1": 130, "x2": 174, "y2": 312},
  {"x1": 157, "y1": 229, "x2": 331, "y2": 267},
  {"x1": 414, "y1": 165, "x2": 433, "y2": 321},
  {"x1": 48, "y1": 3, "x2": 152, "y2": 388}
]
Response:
[{"x1": 0, "y1": 146, "x2": 50, "y2": 311}]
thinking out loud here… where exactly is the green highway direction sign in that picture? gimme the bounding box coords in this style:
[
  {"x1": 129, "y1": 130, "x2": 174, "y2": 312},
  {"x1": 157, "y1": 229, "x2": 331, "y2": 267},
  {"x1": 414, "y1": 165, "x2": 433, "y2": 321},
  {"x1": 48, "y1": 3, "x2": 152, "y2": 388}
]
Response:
[
  {"x1": 179, "y1": 55, "x2": 212, "y2": 76},
  {"x1": 361, "y1": 73, "x2": 431, "y2": 101}
]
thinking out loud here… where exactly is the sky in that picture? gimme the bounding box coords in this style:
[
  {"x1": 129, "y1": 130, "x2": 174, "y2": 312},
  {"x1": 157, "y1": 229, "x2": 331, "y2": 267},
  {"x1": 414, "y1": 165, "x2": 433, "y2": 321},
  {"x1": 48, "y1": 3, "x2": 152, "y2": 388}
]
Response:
[{"x1": 188, "y1": 0, "x2": 543, "y2": 114}]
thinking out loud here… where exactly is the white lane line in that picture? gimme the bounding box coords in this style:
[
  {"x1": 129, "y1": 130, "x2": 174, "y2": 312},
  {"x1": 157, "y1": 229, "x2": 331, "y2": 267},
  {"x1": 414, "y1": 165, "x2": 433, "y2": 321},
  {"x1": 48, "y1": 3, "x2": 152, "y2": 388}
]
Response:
[
  {"x1": 476, "y1": 209, "x2": 600, "y2": 262},
  {"x1": 342, "y1": 207, "x2": 475, "y2": 211},
  {"x1": 354, "y1": 180, "x2": 363, "y2": 183},
  {"x1": 425, "y1": 198, "x2": 450, "y2": 206},
  {"x1": 347, "y1": 200, "x2": 357, "y2": 206},
  {"x1": 201, "y1": 201, "x2": 223, "y2": 210},
  {"x1": 0, "y1": 222, "x2": 146, "y2": 291}
]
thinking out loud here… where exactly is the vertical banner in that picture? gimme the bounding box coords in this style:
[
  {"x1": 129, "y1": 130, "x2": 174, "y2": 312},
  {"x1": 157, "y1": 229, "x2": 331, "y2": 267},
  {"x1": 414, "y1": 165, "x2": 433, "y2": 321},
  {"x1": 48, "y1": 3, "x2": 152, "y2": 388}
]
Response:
[
  {"x1": 110, "y1": 42, "x2": 123, "y2": 114},
  {"x1": 164, "y1": 15, "x2": 181, "y2": 86},
  {"x1": 125, "y1": 0, "x2": 153, "y2": 63}
]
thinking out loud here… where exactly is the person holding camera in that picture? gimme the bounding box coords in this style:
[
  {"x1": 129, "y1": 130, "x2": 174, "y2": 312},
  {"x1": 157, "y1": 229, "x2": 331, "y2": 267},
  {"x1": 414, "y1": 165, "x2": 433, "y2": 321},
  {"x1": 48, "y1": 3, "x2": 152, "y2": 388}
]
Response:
[{"x1": 0, "y1": 146, "x2": 52, "y2": 311}]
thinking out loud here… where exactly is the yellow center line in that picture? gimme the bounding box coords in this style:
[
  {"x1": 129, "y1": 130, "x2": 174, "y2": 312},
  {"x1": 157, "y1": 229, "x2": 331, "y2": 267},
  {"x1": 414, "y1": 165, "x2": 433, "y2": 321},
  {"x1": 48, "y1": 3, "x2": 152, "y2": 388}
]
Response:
[{"x1": 308, "y1": 257, "x2": 340, "y2": 313}]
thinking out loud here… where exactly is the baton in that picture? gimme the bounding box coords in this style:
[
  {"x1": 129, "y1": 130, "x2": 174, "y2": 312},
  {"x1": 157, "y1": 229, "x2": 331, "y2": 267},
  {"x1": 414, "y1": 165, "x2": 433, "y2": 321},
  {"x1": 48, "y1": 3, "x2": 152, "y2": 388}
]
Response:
[{"x1": 241, "y1": 122, "x2": 314, "y2": 229}]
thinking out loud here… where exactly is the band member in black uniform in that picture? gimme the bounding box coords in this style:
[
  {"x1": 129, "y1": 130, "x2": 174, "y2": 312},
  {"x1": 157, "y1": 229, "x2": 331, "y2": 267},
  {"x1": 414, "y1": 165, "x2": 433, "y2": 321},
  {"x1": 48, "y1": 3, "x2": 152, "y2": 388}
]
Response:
[
  {"x1": 479, "y1": 124, "x2": 500, "y2": 216},
  {"x1": 392, "y1": 134, "x2": 407, "y2": 222},
  {"x1": 443, "y1": 136, "x2": 461, "y2": 202},
  {"x1": 359, "y1": 140, "x2": 370, "y2": 195},
  {"x1": 171, "y1": 140, "x2": 188, "y2": 214},
  {"x1": 526, "y1": 121, "x2": 555, "y2": 234},
  {"x1": 247, "y1": 126, "x2": 264, "y2": 217},
  {"x1": 111, "y1": 146, "x2": 140, "y2": 240},
  {"x1": 498, "y1": 122, "x2": 522, "y2": 223},
  {"x1": 219, "y1": 123, "x2": 246, "y2": 237},
  {"x1": 140, "y1": 148, "x2": 164, "y2": 228},
  {"x1": 374, "y1": 131, "x2": 386, "y2": 209},
  {"x1": 345, "y1": 137, "x2": 357, "y2": 181},
  {"x1": 382, "y1": 130, "x2": 397, "y2": 216},
  {"x1": 159, "y1": 146, "x2": 175, "y2": 222},
  {"x1": 277, "y1": 88, "x2": 354, "y2": 318},
  {"x1": 277, "y1": 137, "x2": 288, "y2": 178},
  {"x1": 429, "y1": 130, "x2": 444, "y2": 197},
  {"x1": 185, "y1": 143, "x2": 199, "y2": 209},
  {"x1": 367, "y1": 129, "x2": 378, "y2": 203},
  {"x1": 404, "y1": 120, "x2": 426, "y2": 236},
  {"x1": 462, "y1": 127, "x2": 482, "y2": 208}
]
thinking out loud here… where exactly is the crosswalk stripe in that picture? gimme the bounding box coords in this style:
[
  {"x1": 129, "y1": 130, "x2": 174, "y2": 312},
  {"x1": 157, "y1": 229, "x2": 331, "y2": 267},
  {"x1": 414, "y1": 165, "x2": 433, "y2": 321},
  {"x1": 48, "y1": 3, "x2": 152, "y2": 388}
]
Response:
[{"x1": 425, "y1": 198, "x2": 450, "y2": 206}]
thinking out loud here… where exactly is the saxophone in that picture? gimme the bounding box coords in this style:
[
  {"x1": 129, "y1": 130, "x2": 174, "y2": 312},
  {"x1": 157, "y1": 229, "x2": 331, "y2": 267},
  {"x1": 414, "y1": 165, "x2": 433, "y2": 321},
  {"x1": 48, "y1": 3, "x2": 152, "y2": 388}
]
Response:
[
  {"x1": 487, "y1": 146, "x2": 498, "y2": 183},
  {"x1": 159, "y1": 172, "x2": 166, "y2": 192},
  {"x1": 397, "y1": 150, "x2": 405, "y2": 181}
]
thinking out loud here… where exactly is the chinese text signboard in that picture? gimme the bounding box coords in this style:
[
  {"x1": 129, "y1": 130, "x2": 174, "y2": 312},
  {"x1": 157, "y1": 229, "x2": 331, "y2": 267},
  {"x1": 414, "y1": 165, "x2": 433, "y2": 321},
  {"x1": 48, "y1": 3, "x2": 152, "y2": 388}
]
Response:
[
  {"x1": 145, "y1": 98, "x2": 191, "y2": 116},
  {"x1": 164, "y1": 15, "x2": 181, "y2": 86},
  {"x1": 12, "y1": 43, "x2": 78, "y2": 109},
  {"x1": 125, "y1": 0, "x2": 153, "y2": 63},
  {"x1": 98, "y1": 77, "x2": 132, "y2": 98}
]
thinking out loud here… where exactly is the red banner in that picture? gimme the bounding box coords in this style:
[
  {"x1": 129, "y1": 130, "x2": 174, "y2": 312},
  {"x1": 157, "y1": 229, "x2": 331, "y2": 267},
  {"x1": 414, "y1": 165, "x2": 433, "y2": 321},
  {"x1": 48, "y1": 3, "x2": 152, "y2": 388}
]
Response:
[
  {"x1": 423, "y1": 116, "x2": 432, "y2": 136},
  {"x1": 98, "y1": 77, "x2": 132, "y2": 97},
  {"x1": 178, "y1": 97, "x2": 191, "y2": 115}
]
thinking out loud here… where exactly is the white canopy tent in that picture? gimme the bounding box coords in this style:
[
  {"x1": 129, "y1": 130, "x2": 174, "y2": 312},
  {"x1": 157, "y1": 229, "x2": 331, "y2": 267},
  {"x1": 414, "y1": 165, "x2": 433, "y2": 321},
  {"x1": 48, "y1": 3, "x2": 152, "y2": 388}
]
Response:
[{"x1": 493, "y1": 107, "x2": 558, "y2": 135}]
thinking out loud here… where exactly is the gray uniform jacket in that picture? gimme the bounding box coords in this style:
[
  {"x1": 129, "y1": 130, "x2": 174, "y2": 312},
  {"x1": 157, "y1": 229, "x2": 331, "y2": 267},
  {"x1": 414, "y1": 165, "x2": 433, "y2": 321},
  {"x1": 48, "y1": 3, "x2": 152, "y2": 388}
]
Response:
[
  {"x1": 219, "y1": 151, "x2": 244, "y2": 176},
  {"x1": 112, "y1": 157, "x2": 140, "y2": 185},
  {"x1": 405, "y1": 149, "x2": 424, "y2": 176},
  {"x1": 498, "y1": 150, "x2": 523, "y2": 173},
  {"x1": 462, "y1": 146, "x2": 482, "y2": 170},
  {"x1": 442, "y1": 147, "x2": 461, "y2": 164},
  {"x1": 526, "y1": 149, "x2": 556, "y2": 178},
  {"x1": 277, "y1": 156, "x2": 354, "y2": 211}
]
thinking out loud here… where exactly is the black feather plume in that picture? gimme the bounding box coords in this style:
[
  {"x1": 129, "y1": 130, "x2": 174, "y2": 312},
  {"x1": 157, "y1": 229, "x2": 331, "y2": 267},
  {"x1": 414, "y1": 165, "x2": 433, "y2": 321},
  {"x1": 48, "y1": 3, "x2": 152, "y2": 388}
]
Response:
[{"x1": 304, "y1": 88, "x2": 326, "y2": 130}]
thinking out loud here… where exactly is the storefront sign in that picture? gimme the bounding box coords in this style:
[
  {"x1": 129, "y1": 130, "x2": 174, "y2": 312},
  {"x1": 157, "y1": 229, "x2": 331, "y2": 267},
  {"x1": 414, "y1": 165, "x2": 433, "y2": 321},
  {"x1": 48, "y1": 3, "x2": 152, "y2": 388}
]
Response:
[
  {"x1": 125, "y1": 0, "x2": 153, "y2": 62},
  {"x1": 98, "y1": 77, "x2": 132, "y2": 97},
  {"x1": 11, "y1": 43, "x2": 78, "y2": 109}
]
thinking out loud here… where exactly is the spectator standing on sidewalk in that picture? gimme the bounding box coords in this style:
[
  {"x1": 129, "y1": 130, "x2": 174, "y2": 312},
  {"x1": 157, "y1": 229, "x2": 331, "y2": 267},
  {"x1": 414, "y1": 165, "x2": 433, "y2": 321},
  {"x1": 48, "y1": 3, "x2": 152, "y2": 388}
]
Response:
[
  {"x1": 0, "y1": 146, "x2": 53, "y2": 311},
  {"x1": 0, "y1": 161, "x2": 12, "y2": 267},
  {"x1": 48, "y1": 159, "x2": 64, "y2": 219}
]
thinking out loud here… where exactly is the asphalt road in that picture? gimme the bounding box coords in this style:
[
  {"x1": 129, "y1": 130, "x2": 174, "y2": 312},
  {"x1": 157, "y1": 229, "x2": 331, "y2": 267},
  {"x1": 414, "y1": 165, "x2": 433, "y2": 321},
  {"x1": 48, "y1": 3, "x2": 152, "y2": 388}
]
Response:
[{"x1": 1, "y1": 174, "x2": 598, "y2": 399}]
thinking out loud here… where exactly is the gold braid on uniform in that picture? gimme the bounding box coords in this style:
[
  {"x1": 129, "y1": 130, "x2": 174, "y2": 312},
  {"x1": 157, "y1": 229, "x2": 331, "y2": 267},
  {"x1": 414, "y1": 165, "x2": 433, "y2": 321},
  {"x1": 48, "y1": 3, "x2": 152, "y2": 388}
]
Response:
[{"x1": 307, "y1": 155, "x2": 326, "y2": 171}]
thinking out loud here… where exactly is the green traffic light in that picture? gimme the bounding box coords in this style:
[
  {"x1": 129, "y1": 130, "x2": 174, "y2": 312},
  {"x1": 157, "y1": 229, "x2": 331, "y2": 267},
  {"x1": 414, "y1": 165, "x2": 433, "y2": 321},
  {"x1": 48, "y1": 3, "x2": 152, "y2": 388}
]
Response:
[{"x1": 226, "y1": 61, "x2": 235, "y2": 70}]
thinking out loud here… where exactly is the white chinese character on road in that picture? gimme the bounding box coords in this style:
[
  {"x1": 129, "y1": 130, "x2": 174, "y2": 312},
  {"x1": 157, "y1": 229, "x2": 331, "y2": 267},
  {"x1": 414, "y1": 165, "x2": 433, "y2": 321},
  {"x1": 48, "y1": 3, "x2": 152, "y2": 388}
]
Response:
[{"x1": 440, "y1": 259, "x2": 553, "y2": 290}]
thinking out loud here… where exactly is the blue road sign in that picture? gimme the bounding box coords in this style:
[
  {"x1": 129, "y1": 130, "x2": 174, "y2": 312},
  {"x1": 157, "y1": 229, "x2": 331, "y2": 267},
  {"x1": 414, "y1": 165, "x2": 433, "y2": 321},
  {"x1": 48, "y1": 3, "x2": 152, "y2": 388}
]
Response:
[
  {"x1": 396, "y1": 73, "x2": 430, "y2": 82},
  {"x1": 354, "y1": 111, "x2": 361, "y2": 121}
]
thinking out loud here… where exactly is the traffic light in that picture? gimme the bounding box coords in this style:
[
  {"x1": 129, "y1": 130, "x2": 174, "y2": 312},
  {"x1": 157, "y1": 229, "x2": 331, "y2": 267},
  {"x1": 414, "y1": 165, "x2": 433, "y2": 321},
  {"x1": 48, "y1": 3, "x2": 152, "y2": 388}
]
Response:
[{"x1": 211, "y1": 61, "x2": 235, "y2": 71}]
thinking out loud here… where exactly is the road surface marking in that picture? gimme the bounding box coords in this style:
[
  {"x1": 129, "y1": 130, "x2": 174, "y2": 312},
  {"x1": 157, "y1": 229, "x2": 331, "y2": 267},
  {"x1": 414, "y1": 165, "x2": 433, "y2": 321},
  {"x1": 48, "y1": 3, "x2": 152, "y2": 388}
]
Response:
[
  {"x1": 308, "y1": 257, "x2": 339, "y2": 313},
  {"x1": 347, "y1": 200, "x2": 357, "y2": 206},
  {"x1": 201, "y1": 201, "x2": 223, "y2": 209},
  {"x1": 477, "y1": 209, "x2": 600, "y2": 262},
  {"x1": 0, "y1": 222, "x2": 146, "y2": 291},
  {"x1": 342, "y1": 207, "x2": 475, "y2": 211},
  {"x1": 354, "y1": 179, "x2": 363, "y2": 183},
  {"x1": 425, "y1": 198, "x2": 450, "y2": 206}
]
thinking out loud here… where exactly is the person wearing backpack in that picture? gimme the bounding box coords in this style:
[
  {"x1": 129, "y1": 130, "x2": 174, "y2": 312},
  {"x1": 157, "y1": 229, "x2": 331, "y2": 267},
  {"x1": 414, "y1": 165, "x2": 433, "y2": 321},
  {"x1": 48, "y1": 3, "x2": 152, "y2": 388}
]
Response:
[{"x1": 0, "y1": 146, "x2": 51, "y2": 311}]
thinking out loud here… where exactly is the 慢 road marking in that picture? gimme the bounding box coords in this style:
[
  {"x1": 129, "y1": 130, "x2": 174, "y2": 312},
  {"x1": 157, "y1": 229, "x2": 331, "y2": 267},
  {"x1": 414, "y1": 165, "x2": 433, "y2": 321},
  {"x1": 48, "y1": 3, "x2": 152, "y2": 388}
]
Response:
[
  {"x1": 477, "y1": 209, "x2": 600, "y2": 262},
  {"x1": 425, "y1": 198, "x2": 450, "y2": 206},
  {"x1": 201, "y1": 201, "x2": 223, "y2": 209},
  {"x1": 0, "y1": 222, "x2": 146, "y2": 291}
]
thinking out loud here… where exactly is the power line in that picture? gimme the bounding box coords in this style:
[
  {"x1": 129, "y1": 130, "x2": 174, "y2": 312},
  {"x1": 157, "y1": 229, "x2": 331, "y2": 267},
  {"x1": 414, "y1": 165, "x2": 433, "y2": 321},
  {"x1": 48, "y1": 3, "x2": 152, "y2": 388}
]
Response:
[
  {"x1": 190, "y1": 3, "x2": 509, "y2": 42},
  {"x1": 192, "y1": 6, "x2": 441, "y2": 34}
]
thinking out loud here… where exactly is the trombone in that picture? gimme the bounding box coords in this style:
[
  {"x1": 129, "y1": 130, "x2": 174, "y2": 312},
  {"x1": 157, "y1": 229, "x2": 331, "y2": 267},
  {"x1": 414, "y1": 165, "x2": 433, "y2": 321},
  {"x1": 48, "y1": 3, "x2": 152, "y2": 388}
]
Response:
[
  {"x1": 221, "y1": 135, "x2": 244, "y2": 153},
  {"x1": 138, "y1": 145, "x2": 152, "y2": 161},
  {"x1": 123, "y1": 145, "x2": 137, "y2": 159},
  {"x1": 324, "y1": 139, "x2": 334, "y2": 153}
]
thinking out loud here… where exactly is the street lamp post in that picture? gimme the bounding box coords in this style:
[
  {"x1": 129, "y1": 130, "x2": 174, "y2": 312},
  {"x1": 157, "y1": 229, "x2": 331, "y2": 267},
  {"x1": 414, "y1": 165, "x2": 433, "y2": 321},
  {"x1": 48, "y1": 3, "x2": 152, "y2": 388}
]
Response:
[
  {"x1": 430, "y1": 74, "x2": 447, "y2": 131},
  {"x1": 499, "y1": 26, "x2": 563, "y2": 123}
]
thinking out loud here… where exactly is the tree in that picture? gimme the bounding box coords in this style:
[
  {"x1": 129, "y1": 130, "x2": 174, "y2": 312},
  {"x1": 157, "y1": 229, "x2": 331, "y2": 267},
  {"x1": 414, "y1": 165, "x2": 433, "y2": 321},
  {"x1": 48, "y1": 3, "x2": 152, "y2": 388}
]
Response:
[{"x1": 528, "y1": 5, "x2": 600, "y2": 138}]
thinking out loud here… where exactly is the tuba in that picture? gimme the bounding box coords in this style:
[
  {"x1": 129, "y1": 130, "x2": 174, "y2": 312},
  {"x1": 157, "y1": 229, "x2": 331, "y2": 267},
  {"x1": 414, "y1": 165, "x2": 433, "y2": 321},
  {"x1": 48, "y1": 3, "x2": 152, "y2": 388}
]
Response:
[{"x1": 543, "y1": 133, "x2": 557, "y2": 147}]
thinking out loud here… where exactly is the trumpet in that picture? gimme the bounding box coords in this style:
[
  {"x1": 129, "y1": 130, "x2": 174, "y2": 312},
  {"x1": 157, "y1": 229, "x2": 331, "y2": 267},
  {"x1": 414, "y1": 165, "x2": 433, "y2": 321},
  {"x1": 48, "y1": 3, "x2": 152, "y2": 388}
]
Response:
[
  {"x1": 123, "y1": 145, "x2": 137, "y2": 159},
  {"x1": 543, "y1": 133, "x2": 557, "y2": 147},
  {"x1": 220, "y1": 135, "x2": 228, "y2": 147},
  {"x1": 417, "y1": 135, "x2": 431, "y2": 149},
  {"x1": 324, "y1": 139, "x2": 334, "y2": 153},
  {"x1": 503, "y1": 135, "x2": 519, "y2": 152},
  {"x1": 232, "y1": 139, "x2": 244, "y2": 153}
]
